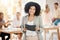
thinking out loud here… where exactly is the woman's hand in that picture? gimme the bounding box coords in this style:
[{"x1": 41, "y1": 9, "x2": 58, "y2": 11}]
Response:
[
  {"x1": 52, "y1": 18, "x2": 57, "y2": 22},
  {"x1": 16, "y1": 26, "x2": 20, "y2": 28},
  {"x1": 23, "y1": 28, "x2": 27, "y2": 32},
  {"x1": 4, "y1": 20, "x2": 11, "y2": 27},
  {"x1": 35, "y1": 27, "x2": 40, "y2": 31}
]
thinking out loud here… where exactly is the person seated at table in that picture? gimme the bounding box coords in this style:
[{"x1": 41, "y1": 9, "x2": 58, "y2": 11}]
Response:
[
  {"x1": 0, "y1": 12, "x2": 10, "y2": 40},
  {"x1": 52, "y1": 2, "x2": 60, "y2": 22},
  {"x1": 21, "y1": 2, "x2": 43, "y2": 40},
  {"x1": 12, "y1": 12, "x2": 22, "y2": 40}
]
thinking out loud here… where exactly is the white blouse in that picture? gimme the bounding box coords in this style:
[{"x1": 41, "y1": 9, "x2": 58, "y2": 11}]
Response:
[{"x1": 26, "y1": 21, "x2": 37, "y2": 36}]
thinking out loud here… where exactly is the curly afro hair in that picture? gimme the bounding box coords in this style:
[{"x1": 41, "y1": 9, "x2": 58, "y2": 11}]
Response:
[{"x1": 24, "y1": 2, "x2": 41, "y2": 16}]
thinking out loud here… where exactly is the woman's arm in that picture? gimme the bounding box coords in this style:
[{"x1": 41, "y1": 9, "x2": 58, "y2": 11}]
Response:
[
  {"x1": 36, "y1": 16, "x2": 43, "y2": 31},
  {"x1": 4, "y1": 21, "x2": 11, "y2": 28},
  {"x1": 21, "y1": 16, "x2": 27, "y2": 32},
  {"x1": 35, "y1": 16, "x2": 43, "y2": 31},
  {"x1": 39, "y1": 16, "x2": 43, "y2": 28}
]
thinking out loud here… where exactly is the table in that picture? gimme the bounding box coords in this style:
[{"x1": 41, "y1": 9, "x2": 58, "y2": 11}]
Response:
[
  {"x1": 58, "y1": 27, "x2": 60, "y2": 40},
  {"x1": 0, "y1": 28, "x2": 22, "y2": 40},
  {"x1": 0, "y1": 27, "x2": 60, "y2": 40}
]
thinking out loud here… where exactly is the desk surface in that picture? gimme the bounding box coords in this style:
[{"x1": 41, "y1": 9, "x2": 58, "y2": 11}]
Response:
[
  {"x1": 0, "y1": 28, "x2": 22, "y2": 33},
  {"x1": 42, "y1": 27, "x2": 59, "y2": 30},
  {"x1": 0, "y1": 27, "x2": 60, "y2": 33}
]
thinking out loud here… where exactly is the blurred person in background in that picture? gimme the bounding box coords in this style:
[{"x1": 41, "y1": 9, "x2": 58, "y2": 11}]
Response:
[
  {"x1": 0, "y1": 12, "x2": 10, "y2": 40},
  {"x1": 42, "y1": 4, "x2": 53, "y2": 28},
  {"x1": 52, "y1": 3, "x2": 60, "y2": 40},
  {"x1": 12, "y1": 12, "x2": 22, "y2": 40},
  {"x1": 41, "y1": 5, "x2": 53, "y2": 40},
  {"x1": 52, "y1": 2, "x2": 60, "y2": 22}
]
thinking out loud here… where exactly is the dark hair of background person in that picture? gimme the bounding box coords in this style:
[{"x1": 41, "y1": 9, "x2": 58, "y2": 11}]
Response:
[
  {"x1": 54, "y1": 2, "x2": 59, "y2": 6},
  {"x1": 0, "y1": 12, "x2": 3, "y2": 16}
]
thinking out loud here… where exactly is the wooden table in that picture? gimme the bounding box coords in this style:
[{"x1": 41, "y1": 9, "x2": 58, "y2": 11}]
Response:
[
  {"x1": 0, "y1": 27, "x2": 60, "y2": 40},
  {"x1": 10, "y1": 31, "x2": 22, "y2": 40},
  {"x1": 58, "y1": 27, "x2": 60, "y2": 40},
  {"x1": 43, "y1": 27, "x2": 59, "y2": 40},
  {"x1": 0, "y1": 28, "x2": 22, "y2": 40}
]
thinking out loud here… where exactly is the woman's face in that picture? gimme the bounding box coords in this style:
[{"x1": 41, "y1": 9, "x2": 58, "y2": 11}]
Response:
[
  {"x1": 16, "y1": 13, "x2": 21, "y2": 19},
  {"x1": 29, "y1": 6, "x2": 36, "y2": 15},
  {"x1": 45, "y1": 6, "x2": 50, "y2": 13},
  {"x1": 46, "y1": 8, "x2": 50, "y2": 12},
  {"x1": 54, "y1": 5, "x2": 58, "y2": 9}
]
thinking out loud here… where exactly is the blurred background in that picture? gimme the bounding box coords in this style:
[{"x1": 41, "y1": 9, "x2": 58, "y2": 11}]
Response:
[{"x1": 0, "y1": 0, "x2": 46, "y2": 21}]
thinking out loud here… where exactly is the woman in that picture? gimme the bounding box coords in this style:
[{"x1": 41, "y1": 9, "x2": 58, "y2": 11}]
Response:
[
  {"x1": 41, "y1": 5, "x2": 54, "y2": 40},
  {"x1": 42, "y1": 5, "x2": 53, "y2": 28},
  {"x1": 21, "y1": 2, "x2": 43, "y2": 40},
  {"x1": 12, "y1": 12, "x2": 22, "y2": 40},
  {"x1": 0, "y1": 12, "x2": 10, "y2": 40}
]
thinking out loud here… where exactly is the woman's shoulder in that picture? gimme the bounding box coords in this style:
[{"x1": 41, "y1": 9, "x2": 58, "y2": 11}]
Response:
[
  {"x1": 22, "y1": 15, "x2": 28, "y2": 19},
  {"x1": 36, "y1": 16, "x2": 42, "y2": 19},
  {"x1": 23, "y1": 15, "x2": 28, "y2": 17}
]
